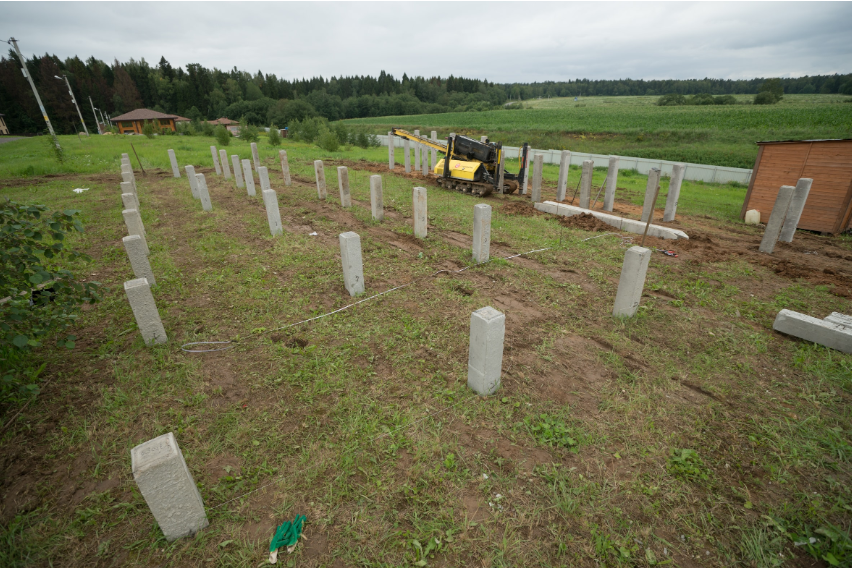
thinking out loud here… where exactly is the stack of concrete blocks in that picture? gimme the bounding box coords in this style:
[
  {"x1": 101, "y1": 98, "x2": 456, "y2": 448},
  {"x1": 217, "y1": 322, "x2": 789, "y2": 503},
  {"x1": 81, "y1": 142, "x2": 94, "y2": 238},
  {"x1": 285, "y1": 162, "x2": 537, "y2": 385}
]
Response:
[
  {"x1": 531, "y1": 154, "x2": 544, "y2": 204},
  {"x1": 314, "y1": 160, "x2": 327, "y2": 199},
  {"x1": 579, "y1": 160, "x2": 593, "y2": 208},
  {"x1": 231, "y1": 156, "x2": 244, "y2": 189},
  {"x1": 414, "y1": 130, "x2": 420, "y2": 167},
  {"x1": 123, "y1": 235, "x2": 156, "y2": 285},
  {"x1": 388, "y1": 131, "x2": 395, "y2": 170},
  {"x1": 779, "y1": 178, "x2": 813, "y2": 243},
  {"x1": 759, "y1": 185, "x2": 795, "y2": 253},
  {"x1": 120, "y1": 181, "x2": 140, "y2": 212},
  {"x1": 251, "y1": 142, "x2": 260, "y2": 171},
  {"x1": 430, "y1": 131, "x2": 437, "y2": 170},
  {"x1": 472, "y1": 204, "x2": 491, "y2": 263},
  {"x1": 167, "y1": 149, "x2": 180, "y2": 178},
  {"x1": 124, "y1": 278, "x2": 167, "y2": 345},
  {"x1": 613, "y1": 246, "x2": 652, "y2": 317},
  {"x1": 339, "y1": 232, "x2": 365, "y2": 297},
  {"x1": 556, "y1": 150, "x2": 571, "y2": 201},
  {"x1": 662, "y1": 164, "x2": 686, "y2": 222},
  {"x1": 195, "y1": 174, "x2": 212, "y2": 211},
  {"x1": 534, "y1": 201, "x2": 689, "y2": 240},
  {"x1": 773, "y1": 310, "x2": 852, "y2": 354},
  {"x1": 279, "y1": 150, "x2": 291, "y2": 186},
  {"x1": 219, "y1": 149, "x2": 231, "y2": 179},
  {"x1": 185, "y1": 166, "x2": 199, "y2": 199},
  {"x1": 603, "y1": 156, "x2": 619, "y2": 212},
  {"x1": 122, "y1": 208, "x2": 149, "y2": 255},
  {"x1": 242, "y1": 159, "x2": 255, "y2": 196},
  {"x1": 131, "y1": 432, "x2": 208, "y2": 540},
  {"x1": 467, "y1": 306, "x2": 505, "y2": 396},
  {"x1": 403, "y1": 138, "x2": 411, "y2": 173},
  {"x1": 210, "y1": 146, "x2": 222, "y2": 175},
  {"x1": 370, "y1": 175, "x2": 384, "y2": 221},
  {"x1": 413, "y1": 187, "x2": 427, "y2": 238},
  {"x1": 640, "y1": 168, "x2": 662, "y2": 223},
  {"x1": 337, "y1": 166, "x2": 352, "y2": 207}
]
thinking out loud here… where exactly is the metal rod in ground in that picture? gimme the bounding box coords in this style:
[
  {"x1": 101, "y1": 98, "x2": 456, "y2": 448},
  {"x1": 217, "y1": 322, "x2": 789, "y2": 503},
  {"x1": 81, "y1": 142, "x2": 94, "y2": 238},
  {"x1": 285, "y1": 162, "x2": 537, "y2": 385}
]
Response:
[
  {"x1": 639, "y1": 185, "x2": 661, "y2": 248},
  {"x1": 130, "y1": 143, "x2": 146, "y2": 175},
  {"x1": 569, "y1": 178, "x2": 581, "y2": 204},
  {"x1": 590, "y1": 175, "x2": 608, "y2": 210}
]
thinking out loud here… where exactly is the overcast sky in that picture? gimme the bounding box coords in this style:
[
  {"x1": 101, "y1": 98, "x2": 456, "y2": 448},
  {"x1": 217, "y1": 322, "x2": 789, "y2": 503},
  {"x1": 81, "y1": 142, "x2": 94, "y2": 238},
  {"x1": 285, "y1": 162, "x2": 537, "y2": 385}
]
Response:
[{"x1": 2, "y1": 2, "x2": 850, "y2": 83}]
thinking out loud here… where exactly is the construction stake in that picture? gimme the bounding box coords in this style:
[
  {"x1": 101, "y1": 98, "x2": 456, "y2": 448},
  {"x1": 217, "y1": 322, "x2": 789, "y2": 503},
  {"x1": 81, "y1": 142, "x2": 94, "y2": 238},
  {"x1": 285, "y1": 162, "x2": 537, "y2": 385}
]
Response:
[
  {"x1": 130, "y1": 143, "x2": 146, "y2": 176},
  {"x1": 639, "y1": 185, "x2": 661, "y2": 248}
]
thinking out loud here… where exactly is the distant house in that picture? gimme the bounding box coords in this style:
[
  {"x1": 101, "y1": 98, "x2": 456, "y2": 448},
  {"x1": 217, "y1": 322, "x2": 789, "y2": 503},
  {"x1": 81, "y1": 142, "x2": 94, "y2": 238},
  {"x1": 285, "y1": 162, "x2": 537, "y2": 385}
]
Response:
[
  {"x1": 111, "y1": 109, "x2": 179, "y2": 134},
  {"x1": 173, "y1": 115, "x2": 191, "y2": 124},
  {"x1": 0, "y1": 113, "x2": 9, "y2": 135},
  {"x1": 209, "y1": 117, "x2": 240, "y2": 135}
]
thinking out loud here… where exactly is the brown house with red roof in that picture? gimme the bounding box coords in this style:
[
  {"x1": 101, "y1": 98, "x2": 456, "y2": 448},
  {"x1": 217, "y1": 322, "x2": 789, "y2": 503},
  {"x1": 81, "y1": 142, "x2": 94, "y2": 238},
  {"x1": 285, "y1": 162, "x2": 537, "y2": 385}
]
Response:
[{"x1": 111, "y1": 109, "x2": 179, "y2": 134}]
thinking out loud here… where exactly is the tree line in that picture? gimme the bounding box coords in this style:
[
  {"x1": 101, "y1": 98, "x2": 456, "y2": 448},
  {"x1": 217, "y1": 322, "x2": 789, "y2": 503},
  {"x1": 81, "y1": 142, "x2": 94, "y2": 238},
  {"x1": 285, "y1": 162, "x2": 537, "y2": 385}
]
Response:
[{"x1": 1, "y1": 49, "x2": 850, "y2": 135}]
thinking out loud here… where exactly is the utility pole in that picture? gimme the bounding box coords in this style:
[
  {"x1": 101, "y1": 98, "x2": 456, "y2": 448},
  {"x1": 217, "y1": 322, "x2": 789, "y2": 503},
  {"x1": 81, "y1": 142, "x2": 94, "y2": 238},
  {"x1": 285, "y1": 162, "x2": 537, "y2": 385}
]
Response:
[
  {"x1": 56, "y1": 74, "x2": 88, "y2": 135},
  {"x1": 8, "y1": 37, "x2": 60, "y2": 148},
  {"x1": 88, "y1": 96, "x2": 101, "y2": 134}
]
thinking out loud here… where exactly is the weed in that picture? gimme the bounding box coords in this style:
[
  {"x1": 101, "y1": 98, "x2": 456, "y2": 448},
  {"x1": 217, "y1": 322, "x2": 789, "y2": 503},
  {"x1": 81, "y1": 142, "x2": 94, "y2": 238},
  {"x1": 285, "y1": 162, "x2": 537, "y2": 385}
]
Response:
[
  {"x1": 524, "y1": 414, "x2": 580, "y2": 451},
  {"x1": 666, "y1": 448, "x2": 709, "y2": 481}
]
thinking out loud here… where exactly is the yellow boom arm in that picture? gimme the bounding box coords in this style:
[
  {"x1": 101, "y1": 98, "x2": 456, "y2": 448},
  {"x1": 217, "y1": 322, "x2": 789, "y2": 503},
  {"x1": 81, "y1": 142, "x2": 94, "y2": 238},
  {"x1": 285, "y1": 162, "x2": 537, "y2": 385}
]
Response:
[{"x1": 391, "y1": 128, "x2": 448, "y2": 153}]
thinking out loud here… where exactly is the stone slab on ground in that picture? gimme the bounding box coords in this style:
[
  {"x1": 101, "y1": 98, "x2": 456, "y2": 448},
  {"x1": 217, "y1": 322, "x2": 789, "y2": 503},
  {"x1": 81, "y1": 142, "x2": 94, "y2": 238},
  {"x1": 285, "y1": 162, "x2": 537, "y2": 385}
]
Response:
[
  {"x1": 534, "y1": 201, "x2": 689, "y2": 240},
  {"x1": 773, "y1": 309, "x2": 852, "y2": 354},
  {"x1": 131, "y1": 432, "x2": 208, "y2": 541}
]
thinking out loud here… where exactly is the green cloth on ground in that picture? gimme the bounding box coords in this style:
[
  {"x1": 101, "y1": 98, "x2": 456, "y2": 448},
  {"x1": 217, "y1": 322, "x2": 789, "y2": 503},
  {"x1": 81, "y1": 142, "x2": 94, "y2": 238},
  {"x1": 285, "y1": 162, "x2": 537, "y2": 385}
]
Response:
[{"x1": 269, "y1": 514, "x2": 306, "y2": 552}]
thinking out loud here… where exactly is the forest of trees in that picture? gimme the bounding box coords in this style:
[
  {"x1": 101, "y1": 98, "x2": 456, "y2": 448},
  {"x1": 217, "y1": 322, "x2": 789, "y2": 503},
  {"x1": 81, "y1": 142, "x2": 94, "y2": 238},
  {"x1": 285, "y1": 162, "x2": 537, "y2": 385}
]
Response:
[{"x1": 1, "y1": 49, "x2": 851, "y2": 135}]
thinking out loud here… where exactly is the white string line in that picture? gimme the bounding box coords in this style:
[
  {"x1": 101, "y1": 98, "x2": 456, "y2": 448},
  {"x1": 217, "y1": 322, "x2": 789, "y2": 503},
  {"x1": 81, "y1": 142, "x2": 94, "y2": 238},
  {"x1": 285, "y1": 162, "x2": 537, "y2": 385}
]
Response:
[{"x1": 208, "y1": 390, "x2": 481, "y2": 511}]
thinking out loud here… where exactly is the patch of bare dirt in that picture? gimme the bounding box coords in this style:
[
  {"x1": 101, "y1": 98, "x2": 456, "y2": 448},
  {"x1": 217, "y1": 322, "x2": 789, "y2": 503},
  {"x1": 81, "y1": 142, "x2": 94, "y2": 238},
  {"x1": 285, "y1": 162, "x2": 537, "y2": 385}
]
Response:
[{"x1": 558, "y1": 212, "x2": 612, "y2": 232}]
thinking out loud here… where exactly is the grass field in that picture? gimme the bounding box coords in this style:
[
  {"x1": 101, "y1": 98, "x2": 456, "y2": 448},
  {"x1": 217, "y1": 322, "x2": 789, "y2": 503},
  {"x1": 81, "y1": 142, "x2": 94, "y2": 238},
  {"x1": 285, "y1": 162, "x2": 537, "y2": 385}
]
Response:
[
  {"x1": 1, "y1": 134, "x2": 851, "y2": 567},
  {"x1": 344, "y1": 94, "x2": 852, "y2": 169}
]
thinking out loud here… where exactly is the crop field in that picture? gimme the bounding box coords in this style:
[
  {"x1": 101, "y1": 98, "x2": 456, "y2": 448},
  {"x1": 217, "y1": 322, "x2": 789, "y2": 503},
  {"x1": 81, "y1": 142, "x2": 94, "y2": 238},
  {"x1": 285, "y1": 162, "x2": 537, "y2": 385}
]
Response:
[
  {"x1": 1, "y1": 134, "x2": 851, "y2": 568},
  {"x1": 345, "y1": 94, "x2": 852, "y2": 169}
]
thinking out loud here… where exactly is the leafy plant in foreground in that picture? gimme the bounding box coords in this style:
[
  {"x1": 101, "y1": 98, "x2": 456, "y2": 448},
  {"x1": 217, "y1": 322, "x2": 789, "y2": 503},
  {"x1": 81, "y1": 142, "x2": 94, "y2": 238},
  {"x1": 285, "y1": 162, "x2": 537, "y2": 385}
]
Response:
[
  {"x1": 666, "y1": 448, "x2": 709, "y2": 481},
  {"x1": 0, "y1": 200, "x2": 100, "y2": 404},
  {"x1": 525, "y1": 414, "x2": 579, "y2": 451}
]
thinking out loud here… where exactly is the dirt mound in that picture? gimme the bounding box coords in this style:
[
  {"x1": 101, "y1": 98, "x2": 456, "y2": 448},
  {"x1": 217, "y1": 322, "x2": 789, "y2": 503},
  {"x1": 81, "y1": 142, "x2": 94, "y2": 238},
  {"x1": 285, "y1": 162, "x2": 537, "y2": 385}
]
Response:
[
  {"x1": 558, "y1": 212, "x2": 612, "y2": 232},
  {"x1": 501, "y1": 202, "x2": 541, "y2": 217}
]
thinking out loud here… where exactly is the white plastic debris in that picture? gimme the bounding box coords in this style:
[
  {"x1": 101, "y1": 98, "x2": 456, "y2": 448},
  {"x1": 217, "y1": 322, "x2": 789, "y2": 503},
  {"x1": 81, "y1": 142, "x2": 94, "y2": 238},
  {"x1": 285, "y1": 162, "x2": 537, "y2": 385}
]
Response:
[
  {"x1": 73, "y1": 188, "x2": 89, "y2": 193},
  {"x1": 309, "y1": 232, "x2": 318, "y2": 236}
]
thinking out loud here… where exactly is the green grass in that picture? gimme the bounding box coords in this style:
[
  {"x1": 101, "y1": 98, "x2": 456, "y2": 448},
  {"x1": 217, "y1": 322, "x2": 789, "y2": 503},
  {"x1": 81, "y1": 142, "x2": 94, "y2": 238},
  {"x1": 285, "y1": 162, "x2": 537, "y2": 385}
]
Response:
[
  {"x1": 343, "y1": 94, "x2": 852, "y2": 169},
  {"x1": 0, "y1": 133, "x2": 850, "y2": 567}
]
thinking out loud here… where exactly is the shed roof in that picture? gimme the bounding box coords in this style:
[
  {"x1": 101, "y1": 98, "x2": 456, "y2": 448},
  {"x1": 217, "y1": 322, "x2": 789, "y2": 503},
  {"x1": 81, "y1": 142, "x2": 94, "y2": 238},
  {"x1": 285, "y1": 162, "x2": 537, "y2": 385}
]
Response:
[
  {"x1": 173, "y1": 115, "x2": 191, "y2": 122},
  {"x1": 209, "y1": 117, "x2": 239, "y2": 126},
  {"x1": 111, "y1": 109, "x2": 179, "y2": 122}
]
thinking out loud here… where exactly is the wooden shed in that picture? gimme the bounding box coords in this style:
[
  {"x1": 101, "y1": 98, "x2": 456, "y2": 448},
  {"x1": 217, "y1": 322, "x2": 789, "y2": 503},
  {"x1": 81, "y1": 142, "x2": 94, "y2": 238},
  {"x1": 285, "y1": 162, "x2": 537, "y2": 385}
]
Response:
[
  {"x1": 741, "y1": 139, "x2": 852, "y2": 234},
  {"x1": 111, "y1": 109, "x2": 178, "y2": 135}
]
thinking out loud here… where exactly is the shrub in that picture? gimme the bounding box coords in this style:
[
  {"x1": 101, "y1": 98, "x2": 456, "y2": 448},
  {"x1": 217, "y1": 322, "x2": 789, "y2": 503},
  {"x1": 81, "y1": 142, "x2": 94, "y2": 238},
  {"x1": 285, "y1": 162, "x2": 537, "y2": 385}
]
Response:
[
  {"x1": 201, "y1": 121, "x2": 215, "y2": 136},
  {"x1": 141, "y1": 120, "x2": 155, "y2": 139},
  {"x1": 366, "y1": 133, "x2": 380, "y2": 147},
  {"x1": 214, "y1": 125, "x2": 230, "y2": 147},
  {"x1": 267, "y1": 124, "x2": 281, "y2": 146},
  {"x1": 759, "y1": 78, "x2": 784, "y2": 101},
  {"x1": 332, "y1": 122, "x2": 349, "y2": 146},
  {"x1": 657, "y1": 93, "x2": 686, "y2": 106},
  {"x1": 240, "y1": 122, "x2": 259, "y2": 143},
  {"x1": 715, "y1": 95, "x2": 738, "y2": 105},
  {"x1": 316, "y1": 127, "x2": 340, "y2": 152},
  {"x1": 1, "y1": 200, "x2": 100, "y2": 404},
  {"x1": 754, "y1": 91, "x2": 779, "y2": 105},
  {"x1": 289, "y1": 116, "x2": 329, "y2": 143},
  {"x1": 354, "y1": 132, "x2": 369, "y2": 148}
]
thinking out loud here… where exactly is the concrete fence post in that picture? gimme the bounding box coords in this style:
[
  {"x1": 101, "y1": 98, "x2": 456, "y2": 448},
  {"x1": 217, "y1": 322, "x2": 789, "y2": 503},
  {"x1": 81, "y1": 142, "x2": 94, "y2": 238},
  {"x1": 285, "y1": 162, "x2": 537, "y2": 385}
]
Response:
[
  {"x1": 522, "y1": 152, "x2": 531, "y2": 195},
  {"x1": 414, "y1": 130, "x2": 420, "y2": 166},
  {"x1": 120, "y1": 181, "x2": 140, "y2": 211},
  {"x1": 472, "y1": 204, "x2": 492, "y2": 263},
  {"x1": 370, "y1": 175, "x2": 384, "y2": 221},
  {"x1": 122, "y1": 209, "x2": 149, "y2": 255},
  {"x1": 421, "y1": 146, "x2": 428, "y2": 176},
  {"x1": 131, "y1": 432, "x2": 207, "y2": 540},
  {"x1": 613, "y1": 246, "x2": 652, "y2": 318},
  {"x1": 195, "y1": 174, "x2": 212, "y2": 211},
  {"x1": 531, "y1": 154, "x2": 544, "y2": 204},
  {"x1": 337, "y1": 166, "x2": 351, "y2": 207},
  {"x1": 314, "y1": 160, "x2": 327, "y2": 199},
  {"x1": 242, "y1": 159, "x2": 255, "y2": 196},
  {"x1": 467, "y1": 306, "x2": 505, "y2": 396},
  {"x1": 121, "y1": 169, "x2": 137, "y2": 194},
  {"x1": 123, "y1": 235, "x2": 155, "y2": 285},
  {"x1": 404, "y1": 138, "x2": 411, "y2": 173},
  {"x1": 124, "y1": 278, "x2": 167, "y2": 345},
  {"x1": 663, "y1": 164, "x2": 686, "y2": 222},
  {"x1": 778, "y1": 178, "x2": 813, "y2": 243},
  {"x1": 431, "y1": 131, "x2": 437, "y2": 170},
  {"x1": 167, "y1": 149, "x2": 180, "y2": 178},
  {"x1": 219, "y1": 149, "x2": 231, "y2": 179},
  {"x1": 388, "y1": 131, "x2": 395, "y2": 170},
  {"x1": 279, "y1": 150, "x2": 291, "y2": 186},
  {"x1": 185, "y1": 166, "x2": 199, "y2": 199},
  {"x1": 262, "y1": 189, "x2": 283, "y2": 236},
  {"x1": 480, "y1": 135, "x2": 488, "y2": 143},
  {"x1": 121, "y1": 192, "x2": 137, "y2": 213},
  {"x1": 640, "y1": 168, "x2": 661, "y2": 223},
  {"x1": 339, "y1": 231, "x2": 365, "y2": 296},
  {"x1": 759, "y1": 185, "x2": 795, "y2": 254},
  {"x1": 210, "y1": 146, "x2": 221, "y2": 175},
  {"x1": 250, "y1": 142, "x2": 260, "y2": 171},
  {"x1": 413, "y1": 186, "x2": 427, "y2": 238},
  {"x1": 579, "y1": 159, "x2": 593, "y2": 208},
  {"x1": 603, "y1": 155, "x2": 619, "y2": 212},
  {"x1": 258, "y1": 166, "x2": 271, "y2": 192},
  {"x1": 557, "y1": 150, "x2": 571, "y2": 201},
  {"x1": 231, "y1": 156, "x2": 244, "y2": 189}
]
